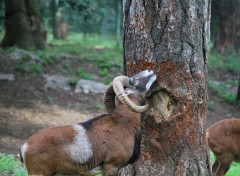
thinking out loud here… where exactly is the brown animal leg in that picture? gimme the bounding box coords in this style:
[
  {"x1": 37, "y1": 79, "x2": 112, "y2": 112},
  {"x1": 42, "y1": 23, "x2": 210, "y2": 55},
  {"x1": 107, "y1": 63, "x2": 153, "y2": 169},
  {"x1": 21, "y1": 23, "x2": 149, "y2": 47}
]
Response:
[
  {"x1": 214, "y1": 156, "x2": 233, "y2": 176},
  {"x1": 212, "y1": 159, "x2": 219, "y2": 174},
  {"x1": 104, "y1": 164, "x2": 120, "y2": 176}
]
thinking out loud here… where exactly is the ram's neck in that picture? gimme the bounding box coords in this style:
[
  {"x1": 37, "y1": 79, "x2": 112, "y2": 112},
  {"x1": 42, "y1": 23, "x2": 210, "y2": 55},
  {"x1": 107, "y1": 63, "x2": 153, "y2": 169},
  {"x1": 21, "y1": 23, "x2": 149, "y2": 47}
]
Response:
[{"x1": 115, "y1": 105, "x2": 141, "y2": 126}]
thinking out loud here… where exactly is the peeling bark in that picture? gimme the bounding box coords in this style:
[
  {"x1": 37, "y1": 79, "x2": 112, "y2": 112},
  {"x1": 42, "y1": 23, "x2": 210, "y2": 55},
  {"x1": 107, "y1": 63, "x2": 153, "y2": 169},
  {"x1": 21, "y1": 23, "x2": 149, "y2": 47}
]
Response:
[{"x1": 122, "y1": 0, "x2": 211, "y2": 175}]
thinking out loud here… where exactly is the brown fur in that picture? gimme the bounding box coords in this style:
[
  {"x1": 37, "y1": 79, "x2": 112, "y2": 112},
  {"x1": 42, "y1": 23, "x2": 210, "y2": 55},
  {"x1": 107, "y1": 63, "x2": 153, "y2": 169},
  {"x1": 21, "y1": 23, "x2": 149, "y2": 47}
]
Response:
[
  {"x1": 207, "y1": 118, "x2": 240, "y2": 176},
  {"x1": 21, "y1": 93, "x2": 144, "y2": 176}
]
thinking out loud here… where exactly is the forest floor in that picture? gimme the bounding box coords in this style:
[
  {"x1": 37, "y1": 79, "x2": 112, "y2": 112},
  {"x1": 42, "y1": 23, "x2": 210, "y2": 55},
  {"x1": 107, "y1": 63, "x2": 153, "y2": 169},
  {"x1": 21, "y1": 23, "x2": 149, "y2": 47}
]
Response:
[{"x1": 0, "y1": 46, "x2": 239, "y2": 155}]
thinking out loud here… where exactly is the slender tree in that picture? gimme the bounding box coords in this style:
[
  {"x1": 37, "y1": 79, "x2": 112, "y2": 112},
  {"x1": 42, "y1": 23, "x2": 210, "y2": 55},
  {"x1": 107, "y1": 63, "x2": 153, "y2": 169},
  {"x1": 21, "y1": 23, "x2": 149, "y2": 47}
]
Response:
[
  {"x1": 121, "y1": 0, "x2": 211, "y2": 175},
  {"x1": 1, "y1": 0, "x2": 46, "y2": 49},
  {"x1": 51, "y1": 0, "x2": 57, "y2": 38}
]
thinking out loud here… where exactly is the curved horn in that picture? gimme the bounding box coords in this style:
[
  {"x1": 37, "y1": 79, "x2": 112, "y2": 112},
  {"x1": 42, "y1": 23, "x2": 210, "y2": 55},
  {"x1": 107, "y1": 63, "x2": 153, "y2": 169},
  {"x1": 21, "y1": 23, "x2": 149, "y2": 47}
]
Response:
[
  {"x1": 103, "y1": 82, "x2": 116, "y2": 113},
  {"x1": 113, "y1": 76, "x2": 149, "y2": 113}
]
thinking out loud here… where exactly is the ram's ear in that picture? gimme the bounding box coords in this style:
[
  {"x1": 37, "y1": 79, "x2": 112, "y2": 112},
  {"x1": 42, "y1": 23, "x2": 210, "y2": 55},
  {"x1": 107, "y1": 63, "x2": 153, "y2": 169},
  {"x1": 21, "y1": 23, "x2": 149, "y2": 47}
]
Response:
[{"x1": 130, "y1": 70, "x2": 156, "y2": 92}]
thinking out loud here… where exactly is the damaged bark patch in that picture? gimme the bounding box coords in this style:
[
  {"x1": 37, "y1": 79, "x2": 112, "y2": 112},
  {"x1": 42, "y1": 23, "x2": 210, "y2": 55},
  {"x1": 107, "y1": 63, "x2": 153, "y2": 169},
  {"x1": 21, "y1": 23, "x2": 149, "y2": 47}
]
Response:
[
  {"x1": 148, "y1": 90, "x2": 177, "y2": 123},
  {"x1": 125, "y1": 59, "x2": 157, "y2": 76}
]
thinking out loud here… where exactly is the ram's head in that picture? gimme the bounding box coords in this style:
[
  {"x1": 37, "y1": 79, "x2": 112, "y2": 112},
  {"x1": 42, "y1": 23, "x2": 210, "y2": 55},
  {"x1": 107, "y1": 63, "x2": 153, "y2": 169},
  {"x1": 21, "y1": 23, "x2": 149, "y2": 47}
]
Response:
[{"x1": 103, "y1": 70, "x2": 156, "y2": 113}]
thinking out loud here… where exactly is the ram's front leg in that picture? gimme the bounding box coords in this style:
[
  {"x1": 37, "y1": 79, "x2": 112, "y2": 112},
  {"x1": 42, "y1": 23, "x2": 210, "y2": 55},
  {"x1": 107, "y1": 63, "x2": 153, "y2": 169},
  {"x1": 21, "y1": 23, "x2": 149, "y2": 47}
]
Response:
[{"x1": 104, "y1": 164, "x2": 120, "y2": 176}]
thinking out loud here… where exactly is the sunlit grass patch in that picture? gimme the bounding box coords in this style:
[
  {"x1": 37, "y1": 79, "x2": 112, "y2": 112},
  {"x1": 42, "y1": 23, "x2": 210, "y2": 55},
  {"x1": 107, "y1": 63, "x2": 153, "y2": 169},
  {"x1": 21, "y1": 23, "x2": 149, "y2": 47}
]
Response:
[
  {"x1": 209, "y1": 53, "x2": 240, "y2": 74},
  {"x1": 208, "y1": 78, "x2": 239, "y2": 104},
  {"x1": 0, "y1": 153, "x2": 27, "y2": 176},
  {"x1": 210, "y1": 151, "x2": 240, "y2": 176}
]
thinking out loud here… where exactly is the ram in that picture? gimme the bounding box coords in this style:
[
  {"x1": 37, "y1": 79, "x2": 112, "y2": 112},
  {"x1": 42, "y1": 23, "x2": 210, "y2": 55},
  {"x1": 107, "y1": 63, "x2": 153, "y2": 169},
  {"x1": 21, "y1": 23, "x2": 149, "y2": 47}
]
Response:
[
  {"x1": 207, "y1": 118, "x2": 240, "y2": 176},
  {"x1": 20, "y1": 70, "x2": 157, "y2": 176}
]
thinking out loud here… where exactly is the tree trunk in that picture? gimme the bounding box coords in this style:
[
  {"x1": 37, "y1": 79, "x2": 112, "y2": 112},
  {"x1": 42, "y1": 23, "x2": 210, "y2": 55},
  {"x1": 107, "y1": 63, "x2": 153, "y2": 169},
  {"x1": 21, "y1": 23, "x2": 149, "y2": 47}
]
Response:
[
  {"x1": 121, "y1": 0, "x2": 211, "y2": 175},
  {"x1": 115, "y1": 0, "x2": 121, "y2": 48},
  {"x1": 51, "y1": 0, "x2": 57, "y2": 38},
  {"x1": 1, "y1": 0, "x2": 46, "y2": 49},
  {"x1": 55, "y1": 7, "x2": 68, "y2": 40},
  {"x1": 237, "y1": 79, "x2": 240, "y2": 101},
  {"x1": 211, "y1": 0, "x2": 240, "y2": 53}
]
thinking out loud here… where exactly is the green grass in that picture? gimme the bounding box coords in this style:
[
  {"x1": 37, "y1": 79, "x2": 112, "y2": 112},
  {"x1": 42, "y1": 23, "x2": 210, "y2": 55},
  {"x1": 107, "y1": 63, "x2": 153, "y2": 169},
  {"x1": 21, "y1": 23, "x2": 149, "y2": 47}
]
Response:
[
  {"x1": 0, "y1": 153, "x2": 27, "y2": 176},
  {"x1": 210, "y1": 151, "x2": 240, "y2": 176},
  {"x1": 208, "y1": 52, "x2": 239, "y2": 105},
  {"x1": 209, "y1": 52, "x2": 240, "y2": 73},
  {"x1": 8, "y1": 33, "x2": 240, "y2": 102},
  {"x1": 11, "y1": 33, "x2": 122, "y2": 84},
  {"x1": 208, "y1": 78, "x2": 239, "y2": 104},
  {"x1": 2, "y1": 151, "x2": 240, "y2": 176}
]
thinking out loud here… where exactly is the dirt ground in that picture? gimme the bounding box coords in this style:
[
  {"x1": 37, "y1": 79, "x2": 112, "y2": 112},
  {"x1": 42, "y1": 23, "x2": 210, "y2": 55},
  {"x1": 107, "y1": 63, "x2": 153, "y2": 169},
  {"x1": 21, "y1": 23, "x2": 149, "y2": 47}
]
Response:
[{"x1": 0, "y1": 49, "x2": 239, "y2": 155}]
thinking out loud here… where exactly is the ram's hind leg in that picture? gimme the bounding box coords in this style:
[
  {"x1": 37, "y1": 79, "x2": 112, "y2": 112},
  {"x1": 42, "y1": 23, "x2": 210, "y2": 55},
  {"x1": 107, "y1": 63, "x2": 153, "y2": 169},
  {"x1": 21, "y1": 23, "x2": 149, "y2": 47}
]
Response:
[
  {"x1": 26, "y1": 164, "x2": 53, "y2": 176},
  {"x1": 212, "y1": 158, "x2": 219, "y2": 174},
  {"x1": 214, "y1": 154, "x2": 234, "y2": 176}
]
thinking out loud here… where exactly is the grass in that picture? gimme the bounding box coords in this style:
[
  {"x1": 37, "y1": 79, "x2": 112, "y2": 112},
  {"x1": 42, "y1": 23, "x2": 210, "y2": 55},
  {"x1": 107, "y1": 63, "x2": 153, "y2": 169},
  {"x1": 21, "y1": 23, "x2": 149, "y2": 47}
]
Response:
[
  {"x1": 208, "y1": 52, "x2": 239, "y2": 105},
  {"x1": 7, "y1": 32, "x2": 240, "y2": 103},
  {"x1": 210, "y1": 151, "x2": 240, "y2": 176},
  {"x1": 208, "y1": 52, "x2": 240, "y2": 73},
  {"x1": 1, "y1": 151, "x2": 240, "y2": 176},
  {"x1": 0, "y1": 153, "x2": 27, "y2": 176},
  {"x1": 208, "y1": 78, "x2": 239, "y2": 104},
  {"x1": 11, "y1": 33, "x2": 122, "y2": 84}
]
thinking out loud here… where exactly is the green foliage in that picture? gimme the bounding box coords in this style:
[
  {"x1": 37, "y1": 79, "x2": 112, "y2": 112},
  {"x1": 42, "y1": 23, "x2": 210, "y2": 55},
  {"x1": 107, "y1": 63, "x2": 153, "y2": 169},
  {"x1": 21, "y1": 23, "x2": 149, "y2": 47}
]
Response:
[
  {"x1": 207, "y1": 100, "x2": 215, "y2": 110},
  {"x1": 47, "y1": 33, "x2": 122, "y2": 83},
  {"x1": 59, "y1": 0, "x2": 99, "y2": 22},
  {"x1": 35, "y1": 50, "x2": 57, "y2": 65},
  {"x1": 209, "y1": 53, "x2": 240, "y2": 73},
  {"x1": 12, "y1": 33, "x2": 122, "y2": 83},
  {"x1": 95, "y1": 102, "x2": 104, "y2": 110},
  {"x1": 15, "y1": 61, "x2": 42, "y2": 74},
  {"x1": 210, "y1": 151, "x2": 240, "y2": 176},
  {"x1": 77, "y1": 68, "x2": 95, "y2": 80},
  {"x1": 208, "y1": 78, "x2": 238, "y2": 104},
  {"x1": 0, "y1": 153, "x2": 27, "y2": 176},
  {"x1": 68, "y1": 77, "x2": 79, "y2": 86}
]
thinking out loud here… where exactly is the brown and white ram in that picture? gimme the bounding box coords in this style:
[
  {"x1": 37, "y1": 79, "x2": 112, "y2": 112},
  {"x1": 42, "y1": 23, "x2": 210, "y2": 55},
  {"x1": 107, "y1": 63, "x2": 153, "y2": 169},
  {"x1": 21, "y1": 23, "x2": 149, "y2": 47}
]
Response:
[
  {"x1": 20, "y1": 70, "x2": 157, "y2": 176},
  {"x1": 207, "y1": 118, "x2": 240, "y2": 176}
]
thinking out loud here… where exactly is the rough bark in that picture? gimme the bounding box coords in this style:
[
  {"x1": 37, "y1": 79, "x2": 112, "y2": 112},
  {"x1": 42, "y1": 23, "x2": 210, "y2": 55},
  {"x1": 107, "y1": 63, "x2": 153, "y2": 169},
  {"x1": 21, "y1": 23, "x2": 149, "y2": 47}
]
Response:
[
  {"x1": 1, "y1": 0, "x2": 46, "y2": 49},
  {"x1": 122, "y1": 0, "x2": 211, "y2": 175}
]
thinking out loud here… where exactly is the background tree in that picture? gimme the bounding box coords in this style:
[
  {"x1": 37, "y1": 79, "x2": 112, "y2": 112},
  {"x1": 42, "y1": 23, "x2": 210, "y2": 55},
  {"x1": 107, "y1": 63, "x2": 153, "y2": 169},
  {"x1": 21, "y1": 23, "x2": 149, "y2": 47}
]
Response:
[
  {"x1": 1, "y1": 0, "x2": 46, "y2": 49},
  {"x1": 121, "y1": 0, "x2": 211, "y2": 175},
  {"x1": 211, "y1": 0, "x2": 240, "y2": 53}
]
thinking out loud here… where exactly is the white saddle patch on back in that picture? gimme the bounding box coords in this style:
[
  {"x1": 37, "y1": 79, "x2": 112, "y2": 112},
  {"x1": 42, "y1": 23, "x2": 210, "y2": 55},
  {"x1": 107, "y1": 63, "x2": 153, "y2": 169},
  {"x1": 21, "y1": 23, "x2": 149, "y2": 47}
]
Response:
[{"x1": 67, "y1": 125, "x2": 93, "y2": 163}]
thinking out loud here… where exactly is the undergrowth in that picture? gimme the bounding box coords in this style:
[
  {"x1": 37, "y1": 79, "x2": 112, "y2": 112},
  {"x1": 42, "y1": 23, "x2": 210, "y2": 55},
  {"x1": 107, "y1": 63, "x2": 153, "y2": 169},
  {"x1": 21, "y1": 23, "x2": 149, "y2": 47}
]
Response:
[
  {"x1": 6, "y1": 32, "x2": 240, "y2": 104},
  {"x1": 0, "y1": 153, "x2": 26, "y2": 176},
  {"x1": 208, "y1": 52, "x2": 239, "y2": 105},
  {"x1": 12, "y1": 33, "x2": 122, "y2": 84}
]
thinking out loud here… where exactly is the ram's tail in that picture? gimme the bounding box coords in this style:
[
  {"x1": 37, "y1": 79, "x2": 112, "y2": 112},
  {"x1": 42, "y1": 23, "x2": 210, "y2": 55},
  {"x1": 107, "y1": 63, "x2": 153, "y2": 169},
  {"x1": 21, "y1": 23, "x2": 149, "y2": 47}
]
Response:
[
  {"x1": 19, "y1": 147, "x2": 24, "y2": 163},
  {"x1": 19, "y1": 144, "x2": 27, "y2": 163}
]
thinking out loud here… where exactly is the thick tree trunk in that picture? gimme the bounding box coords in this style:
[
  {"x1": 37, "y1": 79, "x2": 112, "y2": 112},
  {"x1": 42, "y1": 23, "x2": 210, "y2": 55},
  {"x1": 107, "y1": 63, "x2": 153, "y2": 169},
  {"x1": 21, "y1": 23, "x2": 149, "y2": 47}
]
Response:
[
  {"x1": 1, "y1": 0, "x2": 46, "y2": 49},
  {"x1": 122, "y1": 0, "x2": 211, "y2": 175}
]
